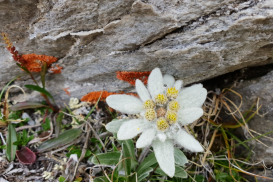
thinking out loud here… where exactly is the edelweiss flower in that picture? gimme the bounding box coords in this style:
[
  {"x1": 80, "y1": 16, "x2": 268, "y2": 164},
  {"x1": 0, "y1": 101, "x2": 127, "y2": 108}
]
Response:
[{"x1": 106, "y1": 68, "x2": 207, "y2": 177}]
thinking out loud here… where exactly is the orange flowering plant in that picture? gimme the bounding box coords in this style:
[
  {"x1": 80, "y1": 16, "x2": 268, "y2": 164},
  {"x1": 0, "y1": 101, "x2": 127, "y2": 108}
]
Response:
[{"x1": 1, "y1": 32, "x2": 62, "y2": 112}]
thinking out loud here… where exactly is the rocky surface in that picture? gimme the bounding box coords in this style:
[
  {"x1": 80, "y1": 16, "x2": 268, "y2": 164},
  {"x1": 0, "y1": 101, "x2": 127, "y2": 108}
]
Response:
[
  {"x1": 226, "y1": 70, "x2": 273, "y2": 181},
  {"x1": 0, "y1": 0, "x2": 273, "y2": 103}
]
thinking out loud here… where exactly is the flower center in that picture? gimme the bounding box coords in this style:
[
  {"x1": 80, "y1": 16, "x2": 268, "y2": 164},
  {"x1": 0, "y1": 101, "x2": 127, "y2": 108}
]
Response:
[
  {"x1": 166, "y1": 110, "x2": 177, "y2": 124},
  {"x1": 156, "y1": 117, "x2": 169, "y2": 131},
  {"x1": 168, "y1": 100, "x2": 180, "y2": 111},
  {"x1": 156, "y1": 107, "x2": 167, "y2": 117},
  {"x1": 166, "y1": 87, "x2": 179, "y2": 99},
  {"x1": 155, "y1": 94, "x2": 168, "y2": 105},
  {"x1": 144, "y1": 109, "x2": 156, "y2": 121},
  {"x1": 143, "y1": 99, "x2": 155, "y2": 109}
]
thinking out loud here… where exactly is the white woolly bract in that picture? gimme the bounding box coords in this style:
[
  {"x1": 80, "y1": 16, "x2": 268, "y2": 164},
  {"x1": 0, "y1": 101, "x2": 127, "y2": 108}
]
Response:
[
  {"x1": 163, "y1": 74, "x2": 175, "y2": 88},
  {"x1": 106, "y1": 95, "x2": 143, "y2": 114},
  {"x1": 173, "y1": 129, "x2": 204, "y2": 152},
  {"x1": 135, "y1": 79, "x2": 151, "y2": 102},
  {"x1": 152, "y1": 139, "x2": 175, "y2": 177},
  {"x1": 177, "y1": 107, "x2": 203, "y2": 125},
  {"x1": 105, "y1": 119, "x2": 129, "y2": 133},
  {"x1": 173, "y1": 80, "x2": 183, "y2": 91},
  {"x1": 136, "y1": 128, "x2": 157, "y2": 148},
  {"x1": 148, "y1": 68, "x2": 164, "y2": 99},
  {"x1": 117, "y1": 119, "x2": 150, "y2": 140},
  {"x1": 157, "y1": 132, "x2": 167, "y2": 142},
  {"x1": 176, "y1": 84, "x2": 207, "y2": 109}
]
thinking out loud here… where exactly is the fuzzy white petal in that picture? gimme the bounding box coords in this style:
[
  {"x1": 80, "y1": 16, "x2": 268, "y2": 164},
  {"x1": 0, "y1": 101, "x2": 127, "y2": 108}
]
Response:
[
  {"x1": 163, "y1": 74, "x2": 175, "y2": 88},
  {"x1": 135, "y1": 79, "x2": 151, "y2": 102},
  {"x1": 148, "y1": 68, "x2": 164, "y2": 99},
  {"x1": 176, "y1": 84, "x2": 207, "y2": 109},
  {"x1": 157, "y1": 132, "x2": 167, "y2": 142},
  {"x1": 136, "y1": 128, "x2": 157, "y2": 148},
  {"x1": 117, "y1": 119, "x2": 150, "y2": 140},
  {"x1": 106, "y1": 95, "x2": 143, "y2": 114},
  {"x1": 105, "y1": 119, "x2": 130, "y2": 133},
  {"x1": 173, "y1": 129, "x2": 204, "y2": 152},
  {"x1": 173, "y1": 80, "x2": 183, "y2": 91},
  {"x1": 177, "y1": 107, "x2": 203, "y2": 125},
  {"x1": 152, "y1": 139, "x2": 175, "y2": 177}
]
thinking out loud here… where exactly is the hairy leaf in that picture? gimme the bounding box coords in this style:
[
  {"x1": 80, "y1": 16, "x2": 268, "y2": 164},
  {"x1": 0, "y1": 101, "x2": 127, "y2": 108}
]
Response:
[{"x1": 6, "y1": 123, "x2": 17, "y2": 161}]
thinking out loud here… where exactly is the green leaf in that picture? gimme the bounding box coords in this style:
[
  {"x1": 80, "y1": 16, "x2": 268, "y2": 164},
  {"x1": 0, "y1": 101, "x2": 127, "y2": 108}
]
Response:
[
  {"x1": 174, "y1": 148, "x2": 188, "y2": 167},
  {"x1": 6, "y1": 123, "x2": 17, "y2": 161},
  {"x1": 112, "y1": 143, "x2": 119, "y2": 152},
  {"x1": 55, "y1": 110, "x2": 65, "y2": 137},
  {"x1": 216, "y1": 171, "x2": 229, "y2": 181},
  {"x1": 155, "y1": 165, "x2": 187, "y2": 178},
  {"x1": 41, "y1": 118, "x2": 51, "y2": 131},
  {"x1": 66, "y1": 149, "x2": 81, "y2": 158},
  {"x1": 58, "y1": 176, "x2": 66, "y2": 182},
  {"x1": 117, "y1": 176, "x2": 127, "y2": 182},
  {"x1": 10, "y1": 102, "x2": 47, "y2": 111},
  {"x1": 37, "y1": 128, "x2": 82, "y2": 152},
  {"x1": 85, "y1": 150, "x2": 92, "y2": 158},
  {"x1": 90, "y1": 151, "x2": 121, "y2": 165},
  {"x1": 93, "y1": 177, "x2": 109, "y2": 182},
  {"x1": 122, "y1": 143, "x2": 131, "y2": 176},
  {"x1": 117, "y1": 139, "x2": 138, "y2": 172},
  {"x1": 121, "y1": 140, "x2": 136, "y2": 161},
  {"x1": 41, "y1": 62, "x2": 47, "y2": 89},
  {"x1": 25, "y1": 84, "x2": 55, "y2": 102},
  {"x1": 12, "y1": 141, "x2": 22, "y2": 146},
  {"x1": 136, "y1": 152, "x2": 157, "y2": 175},
  {"x1": 137, "y1": 167, "x2": 153, "y2": 182},
  {"x1": 172, "y1": 177, "x2": 183, "y2": 182}
]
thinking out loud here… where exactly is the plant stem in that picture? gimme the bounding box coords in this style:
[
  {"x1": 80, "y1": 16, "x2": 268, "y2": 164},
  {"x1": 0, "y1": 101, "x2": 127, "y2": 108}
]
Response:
[{"x1": 40, "y1": 93, "x2": 57, "y2": 112}]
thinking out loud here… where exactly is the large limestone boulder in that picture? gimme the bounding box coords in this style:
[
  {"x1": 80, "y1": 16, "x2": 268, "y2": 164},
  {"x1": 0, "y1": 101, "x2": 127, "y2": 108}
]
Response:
[{"x1": 0, "y1": 0, "x2": 273, "y2": 102}]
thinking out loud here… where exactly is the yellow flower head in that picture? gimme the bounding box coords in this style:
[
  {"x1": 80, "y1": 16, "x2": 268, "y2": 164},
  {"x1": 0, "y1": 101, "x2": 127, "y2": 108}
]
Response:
[
  {"x1": 155, "y1": 94, "x2": 168, "y2": 105},
  {"x1": 166, "y1": 110, "x2": 177, "y2": 124},
  {"x1": 144, "y1": 109, "x2": 156, "y2": 121},
  {"x1": 156, "y1": 117, "x2": 169, "y2": 131},
  {"x1": 166, "y1": 87, "x2": 179, "y2": 99},
  {"x1": 168, "y1": 100, "x2": 180, "y2": 111},
  {"x1": 143, "y1": 99, "x2": 155, "y2": 109}
]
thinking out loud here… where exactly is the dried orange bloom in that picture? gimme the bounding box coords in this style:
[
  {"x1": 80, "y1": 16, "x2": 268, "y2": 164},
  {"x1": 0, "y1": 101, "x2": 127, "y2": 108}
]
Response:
[
  {"x1": 49, "y1": 65, "x2": 63, "y2": 74},
  {"x1": 116, "y1": 71, "x2": 151, "y2": 85},
  {"x1": 2, "y1": 32, "x2": 12, "y2": 48},
  {"x1": 2, "y1": 32, "x2": 26, "y2": 64},
  {"x1": 21, "y1": 54, "x2": 58, "y2": 72},
  {"x1": 81, "y1": 91, "x2": 138, "y2": 104},
  {"x1": 63, "y1": 87, "x2": 71, "y2": 96}
]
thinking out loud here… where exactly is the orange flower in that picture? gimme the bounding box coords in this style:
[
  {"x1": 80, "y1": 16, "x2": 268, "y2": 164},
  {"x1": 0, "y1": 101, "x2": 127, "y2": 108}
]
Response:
[
  {"x1": 21, "y1": 54, "x2": 58, "y2": 72},
  {"x1": 81, "y1": 91, "x2": 138, "y2": 104},
  {"x1": 116, "y1": 71, "x2": 151, "y2": 85},
  {"x1": 49, "y1": 64, "x2": 63, "y2": 74}
]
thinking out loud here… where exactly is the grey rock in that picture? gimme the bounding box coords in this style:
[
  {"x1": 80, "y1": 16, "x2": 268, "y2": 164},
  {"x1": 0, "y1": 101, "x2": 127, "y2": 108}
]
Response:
[
  {"x1": 0, "y1": 0, "x2": 273, "y2": 103},
  {"x1": 22, "y1": 112, "x2": 35, "y2": 125},
  {"x1": 228, "y1": 70, "x2": 273, "y2": 180}
]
